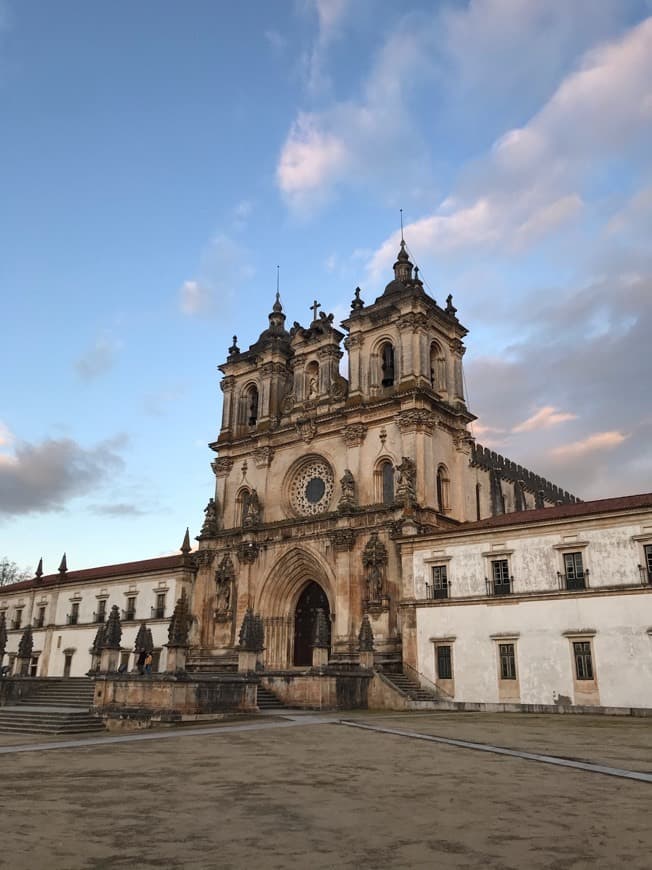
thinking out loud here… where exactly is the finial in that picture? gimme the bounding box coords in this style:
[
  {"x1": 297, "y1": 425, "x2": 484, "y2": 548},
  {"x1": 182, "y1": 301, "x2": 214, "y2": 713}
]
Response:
[
  {"x1": 276, "y1": 264, "x2": 280, "y2": 294},
  {"x1": 400, "y1": 208, "x2": 404, "y2": 243},
  {"x1": 180, "y1": 528, "x2": 191, "y2": 555},
  {"x1": 35, "y1": 558, "x2": 43, "y2": 580},
  {"x1": 445, "y1": 293, "x2": 457, "y2": 317},
  {"x1": 351, "y1": 286, "x2": 365, "y2": 311},
  {"x1": 58, "y1": 553, "x2": 67, "y2": 575},
  {"x1": 228, "y1": 335, "x2": 240, "y2": 355},
  {"x1": 310, "y1": 299, "x2": 321, "y2": 321}
]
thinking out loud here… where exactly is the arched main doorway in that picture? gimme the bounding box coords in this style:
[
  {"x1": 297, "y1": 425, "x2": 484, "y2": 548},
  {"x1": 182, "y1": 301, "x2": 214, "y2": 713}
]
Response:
[{"x1": 293, "y1": 581, "x2": 331, "y2": 666}]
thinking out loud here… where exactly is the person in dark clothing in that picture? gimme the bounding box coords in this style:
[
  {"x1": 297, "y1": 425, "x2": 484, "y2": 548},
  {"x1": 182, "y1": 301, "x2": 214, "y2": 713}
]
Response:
[{"x1": 137, "y1": 650, "x2": 147, "y2": 675}]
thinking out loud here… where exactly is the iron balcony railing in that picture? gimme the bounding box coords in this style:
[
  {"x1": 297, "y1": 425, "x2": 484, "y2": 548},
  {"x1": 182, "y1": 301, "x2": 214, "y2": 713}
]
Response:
[
  {"x1": 638, "y1": 565, "x2": 652, "y2": 585},
  {"x1": 486, "y1": 576, "x2": 513, "y2": 596},
  {"x1": 33, "y1": 617, "x2": 45, "y2": 628},
  {"x1": 10, "y1": 619, "x2": 22, "y2": 630},
  {"x1": 425, "y1": 583, "x2": 450, "y2": 600},
  {"x1": 557, "y1": 569, "x2": 589, "y2": 591},
  {"x1": 93, "y1": 611, "x2": 106, "y2": 624},
  {"x1": 66, "y1": 613, "x2": 79, "y2": 625},
  {"x1": 122, "y1": 609, "x2": 137, "y2": 621},
  {"x1": 151, "y1": 606, "x2": 166, "y2": 619}
]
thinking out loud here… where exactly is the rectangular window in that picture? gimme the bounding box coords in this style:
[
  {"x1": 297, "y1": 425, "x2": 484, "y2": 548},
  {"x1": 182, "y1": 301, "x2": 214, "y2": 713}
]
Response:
[
  {"x1": 154, "y1": 594, "x2": 166, "y2": 619},
  {"x1": 95, "y1": 599, "x2": 107, "y2": 622},
  {"x1": 491, "y1": 560, "x2": 511, "y2": 595},
  {"x1": 429, "y1": 565, "x2": 449, "y2": 599},
  {"x1": 436, "y1": 645, "x2": 452, "y2": 680},
  {"x1": 573, "y1": 641, "x2": 594, "y2": 680},
  {"x1": 70, "y1": 602, "x2": 80, "y2": 625},
  {"x1": 13, "y1": 609, "x2": 23, "y2": 630},
  {"x1": 564, "y1": 552, "x2": 585, "y2": 590},
  {"x1": 126, "y1": 597, "x2": 136, "y2": 620},
  {"x1": 499, "y1": 643, "x2": 516, "y2": 680},
  {"x1": 35, "y1": 606, "x2": 46, "y2": 628},
  {"x1": 645, "y1": 544, "x2": 652, "y2": 584}
]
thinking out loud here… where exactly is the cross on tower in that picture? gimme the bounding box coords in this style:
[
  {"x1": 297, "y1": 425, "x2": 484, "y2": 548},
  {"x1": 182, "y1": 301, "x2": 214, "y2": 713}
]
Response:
[{"x1": 310, "y1": 300, "x2": 321, "y2": 320}]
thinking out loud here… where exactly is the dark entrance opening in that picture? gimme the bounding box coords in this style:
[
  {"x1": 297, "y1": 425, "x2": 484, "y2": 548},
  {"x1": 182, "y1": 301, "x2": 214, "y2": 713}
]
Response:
[{"x1": 293, "y1": 581, "x2": 330, "y2": 666}]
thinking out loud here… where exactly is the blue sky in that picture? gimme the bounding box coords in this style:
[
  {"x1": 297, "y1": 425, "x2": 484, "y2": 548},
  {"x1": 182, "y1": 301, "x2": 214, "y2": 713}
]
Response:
[{"x1": 2, "y1": 0, "x2": 652, "y2": 572}]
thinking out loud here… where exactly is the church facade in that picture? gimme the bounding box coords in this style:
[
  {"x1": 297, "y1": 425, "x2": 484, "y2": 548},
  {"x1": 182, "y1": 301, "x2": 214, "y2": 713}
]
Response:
[{"x1": 190, "y1": 241, "x2": 577, "y2": 673}]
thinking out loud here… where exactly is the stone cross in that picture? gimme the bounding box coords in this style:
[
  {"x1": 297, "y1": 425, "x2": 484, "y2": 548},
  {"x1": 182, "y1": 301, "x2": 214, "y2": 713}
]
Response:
[{"x1": 310, "y1": 300, "x2": 321, "y2": 320}]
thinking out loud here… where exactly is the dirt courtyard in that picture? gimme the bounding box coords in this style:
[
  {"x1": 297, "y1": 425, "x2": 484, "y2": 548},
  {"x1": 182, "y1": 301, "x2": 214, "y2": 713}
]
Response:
[{"x1": 0, "y1": 711, "x2": 650, "y2": 870}]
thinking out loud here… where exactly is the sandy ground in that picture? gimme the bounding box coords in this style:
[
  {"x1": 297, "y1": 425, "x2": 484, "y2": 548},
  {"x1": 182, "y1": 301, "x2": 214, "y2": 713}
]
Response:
[{"x1": 0, "y1": 712, "x2": 650, "y2": 870}]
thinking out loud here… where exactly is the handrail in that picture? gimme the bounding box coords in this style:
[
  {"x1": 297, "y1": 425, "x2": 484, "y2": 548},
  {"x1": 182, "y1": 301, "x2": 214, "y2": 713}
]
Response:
[{"x1": 402, "y1": 661, "x2": 454, "y2": 700}]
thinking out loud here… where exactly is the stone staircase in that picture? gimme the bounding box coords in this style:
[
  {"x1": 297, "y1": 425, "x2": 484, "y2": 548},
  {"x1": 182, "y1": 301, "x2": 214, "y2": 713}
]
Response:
[
  {"x1": 381, "y1": 670, "x2": 442, "y2": 702},
  {"x1": 0, "y1": 678, "x2": 105, "y2": 735},
  {"x1": 256, "y1": 685, "x2": 289, "y2": 711},
  {"x1": 186, "y1": 652, "x2": 238, "y2": 673}
]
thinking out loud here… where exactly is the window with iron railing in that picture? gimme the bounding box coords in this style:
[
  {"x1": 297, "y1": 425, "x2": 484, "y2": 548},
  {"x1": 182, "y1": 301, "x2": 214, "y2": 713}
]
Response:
[
  {"x1": 426, "y1": 565, "x2": 449, "y2": 599},
  {"x1": 152, "y1": 594, "x2": 166, "y2": 619},
  {"x1": 11, "y1": 610, "x2": 23, "y2": 630},
  {"x1": 487, "y1": 560, "x2": 512, "y2": 596},
  {"x1": 122, "y1": 597, "x2": 137, "y2": 621},
  {"x1": 559, "y1": 552, "x2": 587, "y2": 590},
  {"x1": 33, "y1": 607, "x2": 46, "y2": 629},
  {"x1": 642, "y1": 544, "x2": 652, "y2": 585}
]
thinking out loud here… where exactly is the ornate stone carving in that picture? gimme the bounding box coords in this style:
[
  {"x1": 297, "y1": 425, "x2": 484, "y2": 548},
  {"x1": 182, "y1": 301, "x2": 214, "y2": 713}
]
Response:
[
  {"x1": 237, "y1": 541, "x2": 260, "y2": 564},
  {"x1": 281, "y1": 393, "x2": 295, "y2": 414},
  {"x1": 296, "y1": 417, "x2": 316, "y2": 443},
  {"x1": 18, "y1": 625, "x2": 34, "y2": 660},
  {"x1": 102, "y1": 606, "x2": 122, "y2": 649},
  {"x1": 362, "y1": 533, "x2": 388, "y2": 603},
  {"x1": 397, "y1": 409, "x2": 436, "y2": 433},
  {"x1": 396, "y1": 456, "x2": 417, "y2": 508},
  {"x1": 290, "y1": 458, "x2": 334, "y2": 516},
  {"x1": 239, "y1": 608, "x2": 264, "y2": 651},
  {"x1": 134, "y1": 623, "x2": 154, "y2": 653},
  {"x1": 343, "y1": 423, "x2": 367, "y2": 447},
  {"x1": 220, "y1": 376, "x2": 235, "y2": 393},
  {"x1": 346, "y1": 332, "x2": 365, "y2": 348},
  {"x1": 242, "y1": 489, "x2": 262, "y2": 528},
  {"x1": 338, "y1": 469, "x2": 357, "y2": 512},
  {"x1": 200, "y1": 498, "x2": 218, "y2": 537},
  {"x1": 194, "y1": 548, "x2": 217, "y2": 569},
  {"x1": 215, "y1": 553, "x2": 235, "y2": 615},
  {"x1": 167, "y1": 591, "x2": 192, "y2": 647},
  {"x1": 328, "y1": 529, "x2": 357, "y2": 551},
  {"x1": 212, "y1": 457, "x2": 234, "y2": 477},
  {"x1": 253, "y1": 446, "x2": 275, "y2": 468},
  {"x1": 329, "y1": 376, "x2": 348, "y2": 401},
  {"x1": 312, "y1": 609, "x2": 330, "y2": 649},
  {"x1": 358, "y1": 615, "x2": 374, "y2": 652}
]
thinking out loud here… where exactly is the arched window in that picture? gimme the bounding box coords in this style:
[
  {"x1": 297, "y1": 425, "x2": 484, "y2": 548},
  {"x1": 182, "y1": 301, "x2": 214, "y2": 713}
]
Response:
[
  {"x1": 430, "y1": 342, "x2": 446, "y2": 392},
  {"x1": 236, "y1": 488, "x2": 251, "y2": 526},
  {"x1": 380, "y1": 342, "x2": 395, "y2": 387},
  {"x1": 436, "y1": 465, "x2": 451, "y2": 512},
  {"x1": 245, "y1": 385, "x2": 259, "y2": 427},
  {"x1": 375, "y1": 460, "x2": 395, "y2": 505}
]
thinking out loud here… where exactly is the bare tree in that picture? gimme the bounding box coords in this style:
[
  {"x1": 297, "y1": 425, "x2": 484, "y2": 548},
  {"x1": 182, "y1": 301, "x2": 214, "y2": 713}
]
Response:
[{"x1": 0, "y1": 558, "x2": 31, "y2": 587}]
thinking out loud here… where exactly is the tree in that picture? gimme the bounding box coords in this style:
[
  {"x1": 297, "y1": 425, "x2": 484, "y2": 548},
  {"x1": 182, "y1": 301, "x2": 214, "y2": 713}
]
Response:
[{"x1": 0, "y1": 558, "x2": 32, "y2": 587}]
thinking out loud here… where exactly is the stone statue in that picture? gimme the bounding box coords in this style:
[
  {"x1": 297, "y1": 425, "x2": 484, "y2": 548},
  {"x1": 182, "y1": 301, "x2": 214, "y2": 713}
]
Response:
[
  {"x1": 201, "y1": 498, "x2": 218, "y2": 537},
  {"x1": 242, "y1": 489, "x2": 262, "y2": 528},
  {"x1": 396, "y1": 456, "x2": 417, "y2": 508},
  {"x1": 308, "y1": 375, "x2": 319, "y2": 400},
  {"x1": 338, "y1": 469, "x2": 357, "y2": 512},
  {"x1": 362, "y1": 533, "x2": 388, "y2": 603},
  {"x1": 215, "y1": 553, "x2": 235, "y2": 614}
]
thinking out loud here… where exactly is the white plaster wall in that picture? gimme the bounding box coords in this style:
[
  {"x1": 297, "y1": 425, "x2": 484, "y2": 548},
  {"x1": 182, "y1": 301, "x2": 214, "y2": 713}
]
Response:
[{"x1": 416, "y1": 592, "x2": 652, "y2": 708}]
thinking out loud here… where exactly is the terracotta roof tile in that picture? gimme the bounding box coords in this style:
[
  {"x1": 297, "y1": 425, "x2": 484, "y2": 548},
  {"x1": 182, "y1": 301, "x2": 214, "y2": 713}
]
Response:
[
  {"x1": 1, "y1": 554, "x2": 188, "y2": 594},
  {"x1": 451, "y1": 491, "x2": 652, "y2": 533}
]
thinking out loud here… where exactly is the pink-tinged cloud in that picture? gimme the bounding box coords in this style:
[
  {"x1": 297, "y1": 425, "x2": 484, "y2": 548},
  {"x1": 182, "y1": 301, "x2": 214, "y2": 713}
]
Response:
[
  {"x1": 513, "y1": 406, "x2": 577, "y2": 433},
  {"x1": 277, "y1": 114, "x2": 349, "y2": 207},
  {"x1": 551, "y1": 430, "x2": 628, "y2": 459}
]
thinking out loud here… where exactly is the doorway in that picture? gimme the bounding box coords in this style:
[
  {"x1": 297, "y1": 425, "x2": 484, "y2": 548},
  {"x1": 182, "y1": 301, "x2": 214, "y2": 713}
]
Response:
[
  {"x1": 63, "y1": 652, "x2": 74, "y2": 677},
  {"x1": 293, "y1": 581, "x2": 330, "y2": 666}
]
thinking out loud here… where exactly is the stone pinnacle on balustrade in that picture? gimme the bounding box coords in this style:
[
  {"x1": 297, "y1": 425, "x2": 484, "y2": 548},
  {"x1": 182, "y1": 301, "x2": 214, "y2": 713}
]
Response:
[
  {"x1": 358, "y1": 614, "x2": 374, "y2": 652},
  {"x1": 238, "y1": 608, "x2": 257, "y2": 652},
  {"x1": 180, "y1": 527, "x2": 191, "y2": 555},
  {"x1": 98, "y1": 605, "x2": 123, "y2": 673},
  {"x1": 253, "y1": 615, "x2": 265, "y2": 653},
  {"x1": 0, "y1": 612, "x2": 8, "y2": 665},
  {"x1": 167, "y1": 590, "x2": 192, "y2": 648},
  {"x1": 16, "y1": 624, "x2": 34, "y2": 676},
  {"x1": 134, "y1": 622, "x2": 152, "y2": 653},
  {"x1": 58, "y1": 553, "x2": 68, "y2": 576},
  {"x1": 35, "y1": 558, "x2": 43, "y2": 580},
  {"x1": 312, "y1": 609, "x2": 330, "y2": 649}
]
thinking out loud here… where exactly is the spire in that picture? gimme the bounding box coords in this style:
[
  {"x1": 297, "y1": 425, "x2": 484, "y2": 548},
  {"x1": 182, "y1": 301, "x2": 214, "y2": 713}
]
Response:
[
  {"x1": 180, "y1": 528, "x2": 191, "y2": 555},
  {"x1": 58, "y1": 553, "x2": 67, "y2": 576},
  {"x1": 35, "y1": 558, "x2": 43, "y2": 580},
  {"x1": 383, "y1": 238, "x2": 414, "y2": 295},
  {"x1": 267, "y1": 274, "x2": 286, "y2": 333}
]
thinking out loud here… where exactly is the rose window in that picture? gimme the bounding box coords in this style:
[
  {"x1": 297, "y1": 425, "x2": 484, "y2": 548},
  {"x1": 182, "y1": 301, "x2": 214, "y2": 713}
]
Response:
[{"x1": 290, "y1": 459, "x2": 334, "y2": 516}]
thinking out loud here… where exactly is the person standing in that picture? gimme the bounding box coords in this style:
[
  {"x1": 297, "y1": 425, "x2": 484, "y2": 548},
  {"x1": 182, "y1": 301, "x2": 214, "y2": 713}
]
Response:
[
  {"x1": 137, "y1": 650, "x2": 147, "y2": 675},
  {"x1": 144, "y1": 652, "x2": 153, "y2": 675}
]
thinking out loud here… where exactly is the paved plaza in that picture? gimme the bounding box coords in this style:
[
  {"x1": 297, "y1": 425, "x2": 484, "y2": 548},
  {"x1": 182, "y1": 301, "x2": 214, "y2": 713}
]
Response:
[{"x1": 0, "y1": 711, "x2": 650, "y2": 869}]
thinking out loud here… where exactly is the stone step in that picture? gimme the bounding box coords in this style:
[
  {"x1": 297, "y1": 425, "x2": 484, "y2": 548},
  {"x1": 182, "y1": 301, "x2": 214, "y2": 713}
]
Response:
[
  {"x1": 257, "y1": 686, "x2": 287, "y2": 710},
  {"x1": 382, "y1": 671, "x2": 441, "y2": 701},
  {"x1": 0, "y1": 710, "x2": 105, "y2": 734}
]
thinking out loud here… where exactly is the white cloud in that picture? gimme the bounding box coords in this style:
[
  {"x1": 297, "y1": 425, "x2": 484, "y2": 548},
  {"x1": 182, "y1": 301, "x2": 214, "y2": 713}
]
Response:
[
  {"x1": 277, "y1": 114, "x2": 349, "y2": 210},
  {"x1": 304, "y1": 0, "x2": 351, "y2": 95},
  {"x1": 551, "y1": 431, "x2": 628, "y2": 459},
  {"x1": 513, "y1": 406, "x2": 577, "y2": 433},
  {"x1": 74, "y1": 336, "x2": 120, "y2": 381},
  {"x1": 179, "y1": 234, "x2": 254, "y2": 317},
  {"x1": 0, "y1": 421, "x2": 13, "y2": 449}
]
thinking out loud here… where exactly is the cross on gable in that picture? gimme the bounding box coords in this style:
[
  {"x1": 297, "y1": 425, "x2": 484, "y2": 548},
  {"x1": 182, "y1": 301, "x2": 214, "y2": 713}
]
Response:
[{"x1": 310, "y1": 300, "x2": 321, "y2": 320}]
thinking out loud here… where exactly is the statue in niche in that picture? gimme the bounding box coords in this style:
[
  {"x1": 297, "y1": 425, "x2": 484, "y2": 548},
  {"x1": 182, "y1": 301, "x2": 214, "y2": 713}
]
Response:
[
  {"x1": 200, "y1": 498, "x2": 218, "y2": 537},
  {"x1": 308, "y1": 375, "x2": 319, "y2": 400},
  {"x1": 396, "y1": 457, "x2": 417, "y2": 508},
  {"x1": 338, "y1": 469, "x2": 357, "y2": 512},
  {"x1": 362, "y1": 533, "x2": 388, "y2": 603},
  {"x1": 242, "y1": 489, "x2": 262, "y2": 528},
  {"x1": 215, "y1": 553, "x2": 235, "y2": 616}
]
